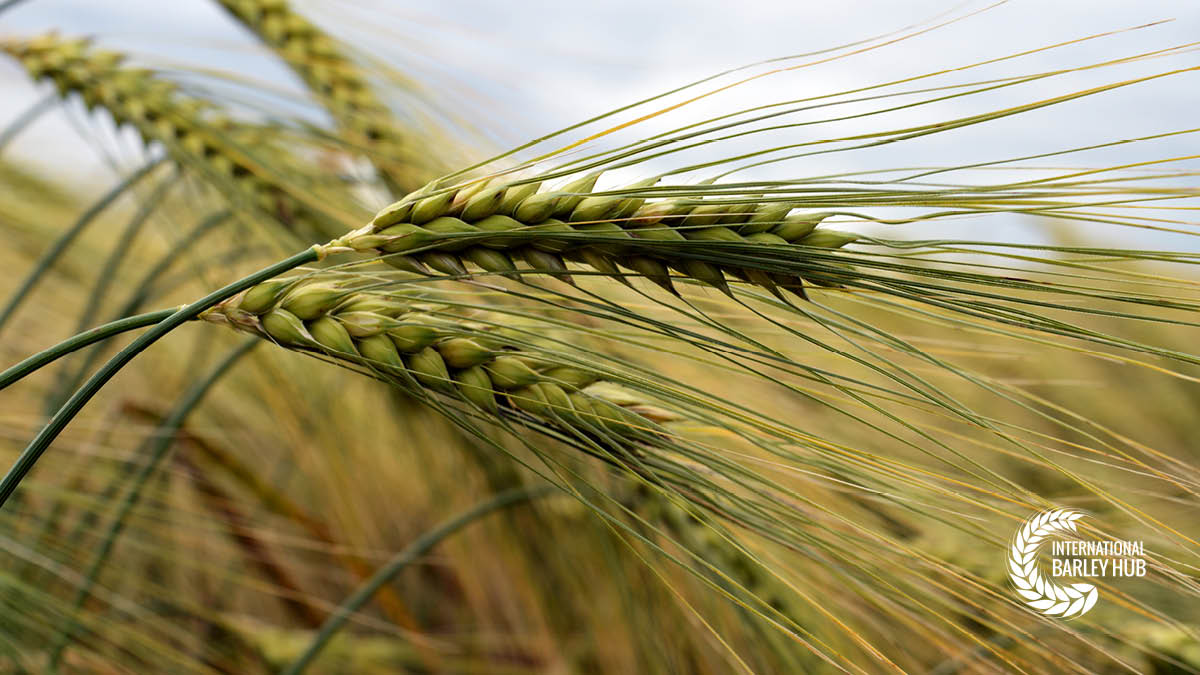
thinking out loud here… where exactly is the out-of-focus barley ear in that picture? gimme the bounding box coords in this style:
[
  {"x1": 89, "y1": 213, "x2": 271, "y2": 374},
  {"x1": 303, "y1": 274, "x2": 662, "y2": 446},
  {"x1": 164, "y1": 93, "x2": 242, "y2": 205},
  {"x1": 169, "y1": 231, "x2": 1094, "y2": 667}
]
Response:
[
  {"x1": 215, "y1": 0, "x2": 432, "y2": 194},
  {"x1": 619, "y1": 480, "x2": 813, "y2": 642},
  {"x1": 1, "y1": 33, "x2": 354, "y2": 240}
]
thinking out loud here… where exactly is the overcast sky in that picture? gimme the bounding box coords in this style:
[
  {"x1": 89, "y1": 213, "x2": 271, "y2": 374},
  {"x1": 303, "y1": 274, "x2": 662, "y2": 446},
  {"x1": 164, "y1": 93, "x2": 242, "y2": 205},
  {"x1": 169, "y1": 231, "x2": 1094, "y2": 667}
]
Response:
[{"x1": 2, "y1": 1, "x2": 1198, "y2": 246}]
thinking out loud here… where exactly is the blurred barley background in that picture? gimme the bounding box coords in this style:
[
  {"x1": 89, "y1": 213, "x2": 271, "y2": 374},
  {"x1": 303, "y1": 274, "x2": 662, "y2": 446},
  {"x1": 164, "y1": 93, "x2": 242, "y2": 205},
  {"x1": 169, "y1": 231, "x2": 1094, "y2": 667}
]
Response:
[{"x1": 1, "y1": 1, "x2": 1200, "y2": 673}]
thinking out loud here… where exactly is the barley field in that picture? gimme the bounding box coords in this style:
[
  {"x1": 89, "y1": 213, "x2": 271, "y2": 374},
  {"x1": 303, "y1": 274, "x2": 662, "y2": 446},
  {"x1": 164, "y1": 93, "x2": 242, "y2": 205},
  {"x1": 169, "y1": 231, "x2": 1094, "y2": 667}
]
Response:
[{"x1": 1, "y1": 2, "x2": 1199, "y2": 673}]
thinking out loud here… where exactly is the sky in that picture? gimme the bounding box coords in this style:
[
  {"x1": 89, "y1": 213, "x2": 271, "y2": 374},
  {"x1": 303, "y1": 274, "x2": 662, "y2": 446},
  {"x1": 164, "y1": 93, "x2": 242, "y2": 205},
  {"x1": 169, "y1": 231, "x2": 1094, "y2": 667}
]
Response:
[{"x1": 1, "y1": 0, "x2": 1198, "y2": 246}]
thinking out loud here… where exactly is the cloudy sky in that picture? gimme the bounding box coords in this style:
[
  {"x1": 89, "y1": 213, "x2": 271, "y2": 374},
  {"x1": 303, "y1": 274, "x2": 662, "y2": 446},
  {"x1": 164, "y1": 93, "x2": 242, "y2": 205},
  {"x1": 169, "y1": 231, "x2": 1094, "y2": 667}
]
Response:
[{"x1": 2, "y1": 1, "x2": 1198, "y2": 245}]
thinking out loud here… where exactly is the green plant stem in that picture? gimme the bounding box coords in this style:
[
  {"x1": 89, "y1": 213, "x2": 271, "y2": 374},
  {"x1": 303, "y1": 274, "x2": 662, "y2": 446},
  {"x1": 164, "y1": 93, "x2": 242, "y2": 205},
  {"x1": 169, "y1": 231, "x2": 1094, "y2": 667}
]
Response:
[
  {"x1": 0, "y1": 629, "x2": 29, "y2": 675},
  {"x1": 0, "y1": 245, "x2": 322, "y2": 510},
  {"x1": 0, "y1": 158, "x2": 165, "y2": 336},
  {"x1": 0, "y1": 309, "x2": 176, "y2": 391},
  {"x1": 43, "y1": 174, "x2": 181, "y2": 413},
  {"x1": 70, "y1": 173, "x2": 180, "y2": 335},
  {"x1": 50, "y1": 210, "x2": 233, "y2": 407},
  {"x1": 115, "y1": 210, "x2": 232, "y2": 319},
  {"x1": 0, "y1": 93, "x2": 55, "y2": 155},
  {"x1": 47, "y1": 337, "x2": 260, "y2": 671},
  {"x1": 282, "y1": 485, "x2": 556, "y2": 675}
]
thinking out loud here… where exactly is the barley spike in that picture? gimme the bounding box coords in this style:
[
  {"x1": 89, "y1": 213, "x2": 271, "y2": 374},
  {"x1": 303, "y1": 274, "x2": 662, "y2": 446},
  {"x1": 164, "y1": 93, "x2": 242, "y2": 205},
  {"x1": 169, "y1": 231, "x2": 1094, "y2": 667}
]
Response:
[
  {"x1": 205, "y1": 277, "x2": 670, "y2": 451},
  {"x1": 214, "y1": 0, "x2": 428, "y2": 194},
  {"x1": 333, "y1": 175, "x2": 859, "y2": 297}
]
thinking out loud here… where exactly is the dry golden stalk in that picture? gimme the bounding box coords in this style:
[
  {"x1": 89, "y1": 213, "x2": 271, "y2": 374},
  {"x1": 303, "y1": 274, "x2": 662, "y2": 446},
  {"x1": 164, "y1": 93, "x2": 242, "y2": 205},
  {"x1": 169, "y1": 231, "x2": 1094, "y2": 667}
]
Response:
[
  {"x1": 121, "y1": 401, "x2": 428, "y2": 641},
  {"x1": 174, "y1": 450, "x2": 326, "y2": 628}
]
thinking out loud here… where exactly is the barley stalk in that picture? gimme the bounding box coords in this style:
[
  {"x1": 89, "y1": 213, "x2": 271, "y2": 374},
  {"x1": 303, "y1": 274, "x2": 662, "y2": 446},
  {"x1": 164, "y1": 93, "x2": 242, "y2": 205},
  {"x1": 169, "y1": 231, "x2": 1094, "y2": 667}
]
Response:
[
  {"x1": 120, "y1": 401, "x2": 429, "y2": 642},
  {"x1": 2, "y1": 34, "x2": 350, "y2": 240},
  {"x1": 215, "y1": 0, "x2": 427, "y2": 194},
  {"x1": 44, "y1": 339, "x2": 262, "y2": 670},
  {"x1": 0, "y1": 246, "x2": 323, "y2": 510}
]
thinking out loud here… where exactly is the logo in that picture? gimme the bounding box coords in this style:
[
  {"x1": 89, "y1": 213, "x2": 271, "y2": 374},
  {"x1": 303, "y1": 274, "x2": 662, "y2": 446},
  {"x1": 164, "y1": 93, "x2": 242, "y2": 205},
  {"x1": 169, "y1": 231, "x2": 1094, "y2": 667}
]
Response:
[{"x1": 1007, "y1": 508, "x2": 1145, "y2": 619}]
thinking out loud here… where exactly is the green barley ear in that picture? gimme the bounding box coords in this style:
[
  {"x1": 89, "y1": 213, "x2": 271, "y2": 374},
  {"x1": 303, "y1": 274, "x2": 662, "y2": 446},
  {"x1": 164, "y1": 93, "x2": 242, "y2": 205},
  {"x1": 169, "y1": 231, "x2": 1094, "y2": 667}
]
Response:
[
  {"x1": 513, "y1": 190, "x2": 562, "y2": 223},
  {"x1": 552, "y1": 172, "x2": 603, "y2": 217},
  {"x1": 496, "y1": 181, "x2": 541, "y2": 216},
  {"x1": 454, "y1": 365, "x2": 500, "y2": 413},
  {"x1": 740, "y1": 202, "x2": 797, "y2": 234},
  {"x1": 458, "y1": 185, "x2": 507, "y2": 222},
  {"x1": 260, "y1": 308, "x2": 311, "y2": 345},
  {"x1": 214, "y1": 0, "x2": 434, "y2": 194},
  {"x1": 280, "y1": 283, "x2": 347, "y2": 320},
  {"x1": 769, "y1": 212, "x2": 829, "y2": 241},
  {"x1": 437, "y1": 337, "x2": 493, "y2": 369},
  {"x1": 204, "y1": 277, "x2": 684, "y2": 451},
  {"x1": 333, "y1": 172, "x2": 859, "y2": 297},
  {"x1": 307, "y1": 316, "x2": 358, "y2": 354}
]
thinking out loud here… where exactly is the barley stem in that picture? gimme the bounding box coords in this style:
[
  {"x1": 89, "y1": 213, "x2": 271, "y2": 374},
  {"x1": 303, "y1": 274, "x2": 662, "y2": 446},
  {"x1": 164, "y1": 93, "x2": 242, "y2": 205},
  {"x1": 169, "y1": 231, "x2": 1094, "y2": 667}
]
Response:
[
  {"x1": 41, "y1": 175, "x2": 182, "y2": 413},
  {"x1": 0, "y1": 92, "x2": 55, "y2": 155},
  {"x1": 46, "y1": 211, "x2": 234, "y2": 410},
  {"x1": 46, "y1": 337, "x2": 259, "y2": 671},
  {"x1": 0, "y1": 245, "x2": 321, "y2": 510},
  {"x1": 282, "y1": 485, "x2": 557, "y2": 675},
  {"x1": 0, "y1": 158, "x2": 165, "y2": 337},
  {"x1": 68, "y1": 173, "x2": 181, "y2": 337},
  {"x1": 0, "y1": 308, "x2": 177, "y2": 391}
]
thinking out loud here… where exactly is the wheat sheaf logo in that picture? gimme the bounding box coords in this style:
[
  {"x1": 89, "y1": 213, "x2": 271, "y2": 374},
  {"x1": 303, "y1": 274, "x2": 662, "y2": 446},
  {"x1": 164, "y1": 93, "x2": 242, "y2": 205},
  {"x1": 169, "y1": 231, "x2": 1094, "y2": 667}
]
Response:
[{"x1": 1008, "y1": 508, "x2": 1099, "y2": 618}]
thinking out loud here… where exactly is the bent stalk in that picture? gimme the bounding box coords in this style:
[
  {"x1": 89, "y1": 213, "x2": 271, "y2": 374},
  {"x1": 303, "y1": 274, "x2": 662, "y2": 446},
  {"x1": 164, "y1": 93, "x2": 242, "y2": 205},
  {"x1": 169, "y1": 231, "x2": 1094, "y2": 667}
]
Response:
[{"x1": 0, "y1": 246, "x2": 322, "y2": 510}]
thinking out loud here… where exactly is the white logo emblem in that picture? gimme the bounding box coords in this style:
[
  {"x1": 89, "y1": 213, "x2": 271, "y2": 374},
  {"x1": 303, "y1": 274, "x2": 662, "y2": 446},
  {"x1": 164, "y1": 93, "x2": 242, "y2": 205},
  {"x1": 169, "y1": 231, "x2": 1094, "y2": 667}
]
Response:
[{"x1": 1008, "y1": 508, "x2": 1099, "y2": 618}]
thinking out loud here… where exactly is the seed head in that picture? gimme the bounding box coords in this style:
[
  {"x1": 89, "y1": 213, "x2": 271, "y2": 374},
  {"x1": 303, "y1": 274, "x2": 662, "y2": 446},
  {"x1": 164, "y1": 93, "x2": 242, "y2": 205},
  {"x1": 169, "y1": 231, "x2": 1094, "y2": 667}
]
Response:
[
  {"x1": 338, "y1": 173, "x2": 858, "y2": 298},
  {"x1": 209, "y1": 277, "x2": 680, "y2": 450}
]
